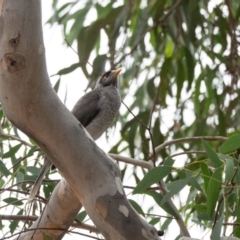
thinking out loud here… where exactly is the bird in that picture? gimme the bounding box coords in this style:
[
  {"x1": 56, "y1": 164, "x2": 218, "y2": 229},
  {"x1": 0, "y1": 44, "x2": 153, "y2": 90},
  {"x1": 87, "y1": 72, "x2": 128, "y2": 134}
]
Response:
[{"x1": 28, "y1": 69, "x2": 122, "y2": 200}]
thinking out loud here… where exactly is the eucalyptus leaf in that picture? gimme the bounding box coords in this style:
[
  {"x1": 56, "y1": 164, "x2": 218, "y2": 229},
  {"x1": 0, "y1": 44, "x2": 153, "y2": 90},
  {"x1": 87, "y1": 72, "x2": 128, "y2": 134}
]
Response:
[{"x1": 133, "y1": 166, "x2": 172, "y2": 194}]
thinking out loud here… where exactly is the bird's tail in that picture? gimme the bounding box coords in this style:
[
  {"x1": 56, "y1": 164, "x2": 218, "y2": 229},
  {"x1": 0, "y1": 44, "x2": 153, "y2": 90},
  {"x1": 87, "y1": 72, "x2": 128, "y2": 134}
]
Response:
[{"x1": 28, "y1": 159, "x2": 52, "y2": 201}]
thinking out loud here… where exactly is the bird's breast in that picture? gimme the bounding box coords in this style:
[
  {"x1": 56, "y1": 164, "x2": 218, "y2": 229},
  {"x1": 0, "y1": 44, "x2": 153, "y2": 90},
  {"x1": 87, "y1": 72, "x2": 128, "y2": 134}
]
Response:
[{"x1": 86, "y1": 88, "x2": 121, "y2": 140}]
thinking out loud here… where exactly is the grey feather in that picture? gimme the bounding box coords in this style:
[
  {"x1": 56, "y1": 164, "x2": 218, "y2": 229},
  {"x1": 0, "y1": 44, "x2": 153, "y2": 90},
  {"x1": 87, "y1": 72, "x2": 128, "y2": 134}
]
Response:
[
  {"x1": 71, "y1": 90, "x2": 101, "y2": 127},
  {"x1": 28, "y1": 69, "x2": 121, "y2": 201}
]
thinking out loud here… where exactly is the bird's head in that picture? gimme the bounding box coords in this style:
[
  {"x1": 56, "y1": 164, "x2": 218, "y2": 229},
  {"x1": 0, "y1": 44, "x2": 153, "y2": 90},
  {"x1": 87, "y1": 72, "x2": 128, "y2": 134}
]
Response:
[{"x1": 95, "y1": 69, "x2": 122, "y2": 89}]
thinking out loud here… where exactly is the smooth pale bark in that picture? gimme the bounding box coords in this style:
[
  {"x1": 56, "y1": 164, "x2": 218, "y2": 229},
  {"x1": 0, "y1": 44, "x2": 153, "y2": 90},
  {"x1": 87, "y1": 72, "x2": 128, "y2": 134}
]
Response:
[
  {"x1": 0, "y1": 1, "x2": 160, "y2": 239},
  {"x1": 19, "y1": 179, "x2": 82, "y2": 240}
]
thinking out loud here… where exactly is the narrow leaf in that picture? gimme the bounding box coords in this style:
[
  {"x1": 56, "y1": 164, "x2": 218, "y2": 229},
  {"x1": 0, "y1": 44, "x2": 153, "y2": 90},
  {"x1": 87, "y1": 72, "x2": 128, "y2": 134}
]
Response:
[
  {"x1": 3, "y1": 197, "x2": 23, "y2": 206},
  {"x1": 211, "y1": 214, "x2": 223, "y2": 240},
  {"x1": 161, "y1": 175, "x2": 192, "y2": 205},
  {"x1": 2, "y1": 143, "x2": 22, "y2": 158},
  {"x1": 0, "y1": 161, "x2": 10, "y2": 177},
  {"x1": 218, "y1": 153, "x2": 234, "y2": 182},
  {"x1": 53, "y1": 63, "x2": 80, "y2": 76},
  {"x1": 146, "y1": 191, "x2": 179, "y2": 218},
  {"x1": 219, "y1": 134, "x2": 240, "y2": 154},
  {"x1": 200, "y1": 162, "x2": 211, "y2": 193},
  {"x1": 202, "y1": 140, "x2": 222, "y2": 167},
  {"x1": 129, "y1": 199, "x2": 145, "y2": 217},
  {"x1": 207, "y1": 168, "x2": 222, "y2": 218},
  {"x1": 76, "y1": 211, "x2": 87, "y2": 222},
  {"x1": 133, "y1": 166, "x2": 172, "y2": 194}
]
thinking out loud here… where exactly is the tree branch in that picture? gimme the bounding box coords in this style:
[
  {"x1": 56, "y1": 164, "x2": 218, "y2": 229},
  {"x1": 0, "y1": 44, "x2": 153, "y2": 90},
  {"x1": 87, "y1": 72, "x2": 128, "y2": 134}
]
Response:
[
  {"x1": 0, "y1": 214, "x2": 98, "y2": 233},
  {"x1": 109, "y1": 154, "x2": 153, "y2": 169},
  {"x1": 0, "y1": 1, "x2": 161, "y2": 239},
  {"x1": 154, "y1": 136, "x2": 227, "y2": 156}
]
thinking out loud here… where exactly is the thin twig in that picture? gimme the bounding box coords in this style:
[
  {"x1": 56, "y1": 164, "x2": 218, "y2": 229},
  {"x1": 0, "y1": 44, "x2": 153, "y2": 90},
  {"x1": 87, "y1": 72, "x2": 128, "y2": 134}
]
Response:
[
  {"x1": 154, "y1": 136, "x2": 227, "y2": 155},
  {"x1": 1, "y1": 227, "x2": 101, "y2": 240},
  {"x1": 121, "y1": 100, "x2": 148, "y2": 129},
  {"x1": 168, "y1": 150, "x2": 206, "y2": 159},
  {"x1": 109, "y1": 153, "x2": 153, "y2": 169},
  {"x1": 0, "y1": 188, "x2": 47, "y2": 203},
  {"x1": 64, "y1": 39, "x2": 102, "y2": 77},
  {"x1": 148, "y1": 70, "x2": 169, "y2": 165},
  {"x1": 0, "y1": 215, "x2": 99, "y2": 233},
  {"x1": 121, "y1": 100, "x2": 156, "y2": 166},
  {"x1": 0, "y1": 132, "x2": 33, "y2": 147},
  {"x1": 145, "y1": 213, "x2": 175, "y2": 219}
]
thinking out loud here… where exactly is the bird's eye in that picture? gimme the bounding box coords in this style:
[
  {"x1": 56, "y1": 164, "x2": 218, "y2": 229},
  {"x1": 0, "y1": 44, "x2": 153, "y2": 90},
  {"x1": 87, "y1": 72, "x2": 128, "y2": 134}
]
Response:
[{"x1": 103, "y1": 71, "x2": 111, "y2": 80}]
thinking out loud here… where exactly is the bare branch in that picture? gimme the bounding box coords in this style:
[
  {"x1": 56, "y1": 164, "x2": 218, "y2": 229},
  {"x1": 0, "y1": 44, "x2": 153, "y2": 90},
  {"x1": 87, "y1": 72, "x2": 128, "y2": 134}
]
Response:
[
  {"x1": 0, "y1": 131, "x2": 33, "y2": 147},
  {"x1": 0, "y1": 215, "x2": 98, "y2": 233},
  {"x1": 168, "y1": 151, "x2": 206, "y2": 159},
  {"x1": 109, "y1": 154, "x2": 153, "y2": 169},
  {"x1": 154, "y1": 136, "x2": 227, "y2": 155}
]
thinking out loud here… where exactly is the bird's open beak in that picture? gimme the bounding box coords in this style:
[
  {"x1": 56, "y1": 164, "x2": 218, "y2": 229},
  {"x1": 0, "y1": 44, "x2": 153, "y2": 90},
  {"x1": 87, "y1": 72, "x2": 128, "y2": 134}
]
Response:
[{"x1": 112, "y1": 68, "x2": 122, "y2": 77}]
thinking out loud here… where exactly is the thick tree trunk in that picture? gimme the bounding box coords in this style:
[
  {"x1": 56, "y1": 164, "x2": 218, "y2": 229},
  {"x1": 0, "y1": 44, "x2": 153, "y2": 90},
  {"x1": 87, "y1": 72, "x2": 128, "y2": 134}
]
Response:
[{"x1": 0, "y1": 1, "x2": 160, "y2": 239}]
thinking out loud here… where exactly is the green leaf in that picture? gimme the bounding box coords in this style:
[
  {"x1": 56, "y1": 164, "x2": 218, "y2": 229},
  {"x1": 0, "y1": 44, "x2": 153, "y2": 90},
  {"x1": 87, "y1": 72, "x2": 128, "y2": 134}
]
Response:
[
  {"x1": 219, "y1": 135, "x2": 240, "y2": 154},
  {"x1": 163, "y1": 157, "x2": 174, "y2": 167},
  {"x1": 200, "y1": 162, "x2": 211, "y2": 193},
  {"x1": 2, "y1": 143, "x2": 22, "y2": 158},
  {"x1": 53, "y1": 63, "x2": 80, "y2": 76},
  {"x1": 16, "y1": 172, "x2": 24, "y2": 183},
  {"x1": 217, "y1": 108, "x2": 226, "y2": 136},
  {"x1": 76, "y1": 211, "x2": 87, "y2": 222},
  {"x1": 0, "y1": 161, "x2": 10, "y2": 177},
  {"x1": 90, "y1": 54, "x2": 107, "y2": 82},
  {"x1": 149, "y1": 217, "x2": 160, "y2": 226},
  {"x1": 202, "y1": 140, "x2": 222, "y2": 167},
  {"x1": 3, "y1": 197, "x2": 23, "y2": 206},
  {"x1": 235, "y1": 197, "x2": 240, "y2": 237},
  {"x1": 0, "y1": 179, "x2": 5, "y2": 188},
  {"x1": 65, "y1": 3, "x2": 92, "y2": 44},
  {"x1": 129, "y1": 199, "x2": 145, "y2": 217},
  {"x1": 146, "y1": 191, "x2": 179, "y2": 218},
  {"x1": 161, "y1": 174, "x2": 192, "y2": 205},
  {"x1": 176, "y1": 59, "x2": 185, "y2": 105},
  {"x1": 26, "y1": 166, "x2": 40, "y2": 176},
  {"x1": 147, "y1": 77, "x2": 155, "y2": 101},
  {"x1": 207, "y1": 168, "x2": 222, "y2": 218},
  {"x1": 47, "y1": 2, "x2": 74, "y2": 24},
  {"x1": 77, "y1": 24, "x2": 100, "y2": 75},
  {"x1": 133, "y1": 166, "x2": 172, "y2": 194},
  {"x1": 43, "y1": 233, "x2": 53, "y2": 240},
  {"x1": 128, "y1": 123, "x2": 138, "y2": 158},
  {"x1": 185, "y1": 47, "x2": 194, "y2": 90},
  {"x1": 53, "y1": 78, "x2": 61, "y2": 93},
  {"x1": 188, "y1": 175, "x2": 203, "y2": 192},
  {"x1": 26, "y1": 145, "x2": 38, "y2": 158},
  {"x1": 9, "y1": 220, "x2": 18, "y2": 234},
  {"x1": 211, "y1": 214, "x2": 223, "y2": 240},
  {"x1": 164, "y1": 36, "x2": 174, "y2": 58},
  {"x1": 161, "y1": 218, "x2": 172, "y2": 231},
  {"x1": 234, "y1": 167, "x2": 240, "y2": 185},
  {"x1": 218, "y1": 153, "x2": 234, "y2": 182}
]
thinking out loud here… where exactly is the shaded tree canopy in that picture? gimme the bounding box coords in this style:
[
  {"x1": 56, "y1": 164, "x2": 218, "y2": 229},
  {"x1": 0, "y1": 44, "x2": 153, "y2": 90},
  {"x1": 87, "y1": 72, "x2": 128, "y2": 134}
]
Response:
[{"x1": 1, "y1": 0, "x2": 240, "y2": 239}]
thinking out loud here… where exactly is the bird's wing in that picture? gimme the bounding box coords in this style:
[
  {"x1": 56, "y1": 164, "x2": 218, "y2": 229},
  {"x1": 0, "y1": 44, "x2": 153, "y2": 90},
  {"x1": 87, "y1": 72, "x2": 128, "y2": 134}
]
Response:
[{"x1": 71, "y1": 90, "x2": 101, "y2": 127}]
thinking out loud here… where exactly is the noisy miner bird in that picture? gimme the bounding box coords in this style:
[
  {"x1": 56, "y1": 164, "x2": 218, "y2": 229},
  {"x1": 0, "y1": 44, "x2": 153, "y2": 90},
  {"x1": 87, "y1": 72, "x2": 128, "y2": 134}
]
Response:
[{"x1": 28, "y1": 69, "x2": 122, "y2": 200}]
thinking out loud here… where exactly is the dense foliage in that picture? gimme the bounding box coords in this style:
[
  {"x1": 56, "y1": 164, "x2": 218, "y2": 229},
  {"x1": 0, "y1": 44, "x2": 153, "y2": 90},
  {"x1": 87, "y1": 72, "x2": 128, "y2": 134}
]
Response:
[{"x1": 1, "y1": 0, "x2": 240, "y2": 239}]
